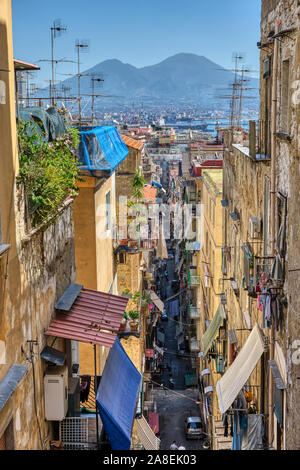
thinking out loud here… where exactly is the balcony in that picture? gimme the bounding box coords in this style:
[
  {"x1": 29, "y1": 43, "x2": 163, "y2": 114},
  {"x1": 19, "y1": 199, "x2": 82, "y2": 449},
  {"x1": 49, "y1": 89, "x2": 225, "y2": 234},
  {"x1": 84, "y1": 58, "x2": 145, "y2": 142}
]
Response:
[
  {"x1": 188, "y1": 268, "x2": 201, "y2": 286},
  {"x1": 188, "y1": 304, "x2": 201, "y2": 319},
  {"x1": 189, "y1": 337, "x2": 200, "y2": 352}
]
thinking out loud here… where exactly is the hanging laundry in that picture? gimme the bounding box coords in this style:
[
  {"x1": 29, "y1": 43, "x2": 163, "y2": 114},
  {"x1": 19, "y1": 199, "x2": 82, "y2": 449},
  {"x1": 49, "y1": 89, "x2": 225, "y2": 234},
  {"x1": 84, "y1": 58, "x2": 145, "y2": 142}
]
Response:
[{"x1": 80, "y1": 375, "x2": 91, "y2": 403}]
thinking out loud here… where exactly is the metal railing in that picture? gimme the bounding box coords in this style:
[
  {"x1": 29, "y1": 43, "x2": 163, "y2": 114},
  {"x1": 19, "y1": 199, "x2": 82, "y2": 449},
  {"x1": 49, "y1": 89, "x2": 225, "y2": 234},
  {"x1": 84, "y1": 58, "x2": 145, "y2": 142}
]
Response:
[
  {"x1": 188, "y1": 269, "x2": 201, "y2": 286},
  {"x1": 188, "y1": 304, "x2": 201, "y2": 319}
]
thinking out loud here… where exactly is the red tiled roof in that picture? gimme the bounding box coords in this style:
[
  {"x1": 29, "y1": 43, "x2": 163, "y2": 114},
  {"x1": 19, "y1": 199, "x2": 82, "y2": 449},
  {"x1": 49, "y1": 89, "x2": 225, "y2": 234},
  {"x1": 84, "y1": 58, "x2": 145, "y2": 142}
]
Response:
[
  {"x1": 143, "y1": 185, "x2": 157, "y2": 202},
  {"x1": 45, "y1": 288, "x2": 128, "y2": 348},
  {"x1": 121, "y1": 134, "x2": 145, "y2": 150}
]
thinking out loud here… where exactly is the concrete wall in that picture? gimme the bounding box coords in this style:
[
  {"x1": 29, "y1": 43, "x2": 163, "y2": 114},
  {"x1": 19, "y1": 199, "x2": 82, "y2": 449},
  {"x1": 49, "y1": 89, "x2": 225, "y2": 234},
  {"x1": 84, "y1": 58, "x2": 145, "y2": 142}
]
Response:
[
  {"x1": 222, "y1": 143, "x2": 271, "y2": 426},
  {"x1": 0, "y1": 1, "x2": 76, "y2": 449},
  {"x1": 261, "y1": 0, "x2": 300, "y2": 449}
]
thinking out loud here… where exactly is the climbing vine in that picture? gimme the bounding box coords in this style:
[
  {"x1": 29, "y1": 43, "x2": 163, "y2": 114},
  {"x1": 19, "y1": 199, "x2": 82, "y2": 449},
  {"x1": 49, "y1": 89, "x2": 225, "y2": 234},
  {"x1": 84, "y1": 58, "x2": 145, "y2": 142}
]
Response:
[{"x1": 17, "y1": 121, "x2": 80, "y2": 227}]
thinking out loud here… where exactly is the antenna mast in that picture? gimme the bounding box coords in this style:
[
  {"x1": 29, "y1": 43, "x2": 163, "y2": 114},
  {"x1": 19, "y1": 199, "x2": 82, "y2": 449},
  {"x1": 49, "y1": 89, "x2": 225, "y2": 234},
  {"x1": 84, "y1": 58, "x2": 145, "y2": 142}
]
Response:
[{"x1": 50, "y1": 19, "x2": 67, "y2": 105}]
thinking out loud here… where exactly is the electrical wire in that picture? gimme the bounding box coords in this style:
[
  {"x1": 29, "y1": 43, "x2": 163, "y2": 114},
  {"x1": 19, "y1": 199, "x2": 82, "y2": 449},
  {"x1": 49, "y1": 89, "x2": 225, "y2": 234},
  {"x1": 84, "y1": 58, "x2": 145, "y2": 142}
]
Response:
[{"x1": 149, "y1": 379, "x2": 216, "y2": 439}]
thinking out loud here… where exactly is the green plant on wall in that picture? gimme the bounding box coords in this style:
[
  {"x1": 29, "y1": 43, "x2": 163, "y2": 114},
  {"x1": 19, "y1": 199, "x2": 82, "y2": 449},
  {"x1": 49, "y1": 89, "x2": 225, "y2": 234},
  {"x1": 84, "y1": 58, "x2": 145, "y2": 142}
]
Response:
[
  {"x1": 131, "y1": 168, "x2": 146, "y2": 201},
  {"x1": 17, "y1": 121, "x2": 80, "y2": 227},
  {"x1": 128, "y1": 310, "x2": 139, "y2": 322}
]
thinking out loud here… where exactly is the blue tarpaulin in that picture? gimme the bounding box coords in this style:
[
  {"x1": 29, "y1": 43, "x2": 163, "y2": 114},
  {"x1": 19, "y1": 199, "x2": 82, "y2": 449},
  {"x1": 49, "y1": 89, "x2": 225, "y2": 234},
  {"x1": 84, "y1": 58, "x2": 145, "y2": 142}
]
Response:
[
  {"x1": 96, "y1": 337, "x2": 141, "y2": 450},
  {"x1": 78, "y1": 126, "x2": 129, "y2": 173}
]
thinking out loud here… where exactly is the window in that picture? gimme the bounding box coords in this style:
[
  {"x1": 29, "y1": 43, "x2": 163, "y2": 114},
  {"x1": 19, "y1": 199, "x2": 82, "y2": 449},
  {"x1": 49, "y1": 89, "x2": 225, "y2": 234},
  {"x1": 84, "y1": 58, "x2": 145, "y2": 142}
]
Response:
[
  {"x1": 263, "y1": 57, "x2": 272, "y2": 156},
  {"x1": 281, "y1": 60, "x2": 290, "y2": 134},
  {"x1": 263, "y1": 177, "x2": 270, "y2": 256},
  {"x1": 118, "y1": 252, "x2": 126, "y2": 264},
  {"x1": 105, "y1": 191, "x2": 111, "y2": 231}
]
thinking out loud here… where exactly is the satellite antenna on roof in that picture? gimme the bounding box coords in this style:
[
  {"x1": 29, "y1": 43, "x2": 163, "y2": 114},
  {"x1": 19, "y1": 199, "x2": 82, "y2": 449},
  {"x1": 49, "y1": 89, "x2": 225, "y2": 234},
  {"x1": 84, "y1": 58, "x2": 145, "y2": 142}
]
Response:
[
  {"x1": 75, "y1": 39, "x2": 90, "y2": 128},
  {"x1": 50, "y1": 19, "x2": 67, "y2": 105}
]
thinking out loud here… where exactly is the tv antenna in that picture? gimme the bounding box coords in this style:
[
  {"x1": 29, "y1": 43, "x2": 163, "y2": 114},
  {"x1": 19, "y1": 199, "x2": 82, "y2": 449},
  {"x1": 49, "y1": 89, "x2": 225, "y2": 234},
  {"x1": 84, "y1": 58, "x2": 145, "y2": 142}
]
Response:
[
  {"x1": 39, "y1": 57, "x2": 75, "y2": 103},
  {"x1": 216, "y1": 53, "x2": 257, "y2": 130},
  {"x1": 75, "y1": 39, "x2": 90, "y2": 128},
  {"x1": 50, "y1": 19, "x2": 67, "y2": 105}
]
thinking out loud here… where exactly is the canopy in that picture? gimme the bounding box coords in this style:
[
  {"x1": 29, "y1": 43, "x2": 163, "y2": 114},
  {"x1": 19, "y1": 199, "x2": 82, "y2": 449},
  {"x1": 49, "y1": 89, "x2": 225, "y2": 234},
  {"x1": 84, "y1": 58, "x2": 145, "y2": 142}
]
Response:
[
  {"x1": 45, "y1": 286, "x2": 128, "y2": 348},
  {"x1": 78, "y1": 126, "x2": 129, "y2": 173},
  {"x1": 202, "y1": 303, "x2": 226, "y2": 356},
  {"x1": 216, "y1": 323, "x2": 265, "y2": 414},
  {"x1": 96, "y1": 337, "x2": 141, "y2": 450},
  {"x1": 149, "y1": 291, "x2": 164, "y2": 312},
  {"x1": 135, "y1": 416, "x2": 160, "y2": 450},
  {"x1": 175, "y1": 256, "x2": 184, "y2": 274}
]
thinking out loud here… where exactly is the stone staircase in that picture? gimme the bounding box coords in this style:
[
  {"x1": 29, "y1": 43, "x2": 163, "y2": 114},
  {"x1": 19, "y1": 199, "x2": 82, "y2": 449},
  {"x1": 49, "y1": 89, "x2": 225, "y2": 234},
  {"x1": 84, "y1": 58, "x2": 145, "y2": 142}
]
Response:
[{"x1": 213, "y1": 420, "x2": 232, "y2": 450}]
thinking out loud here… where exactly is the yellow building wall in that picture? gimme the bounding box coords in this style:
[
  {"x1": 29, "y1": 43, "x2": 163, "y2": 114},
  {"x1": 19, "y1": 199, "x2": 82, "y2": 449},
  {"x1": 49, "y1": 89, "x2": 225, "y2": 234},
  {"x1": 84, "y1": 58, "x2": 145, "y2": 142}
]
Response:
[
  {"x1": 197, "y1": 170, "x2": 224, "y2": 424},
  {"x1": 74, "y1": 173, "x2": 116, "y2": 376}
]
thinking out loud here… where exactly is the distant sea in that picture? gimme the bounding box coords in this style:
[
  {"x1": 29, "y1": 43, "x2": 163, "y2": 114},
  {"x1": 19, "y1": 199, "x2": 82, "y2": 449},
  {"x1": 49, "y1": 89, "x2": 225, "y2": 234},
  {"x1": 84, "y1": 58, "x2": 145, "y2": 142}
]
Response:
[{"x1": 166, "y1": 118, "x2": 256, "y2": 134}]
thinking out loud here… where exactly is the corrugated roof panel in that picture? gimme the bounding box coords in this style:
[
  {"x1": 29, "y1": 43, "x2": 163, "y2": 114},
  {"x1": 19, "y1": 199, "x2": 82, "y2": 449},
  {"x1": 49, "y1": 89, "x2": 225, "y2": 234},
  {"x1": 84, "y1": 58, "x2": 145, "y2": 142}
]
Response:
[{"x1": 45, "y1": 288, "x2": 128, "y2": 348}]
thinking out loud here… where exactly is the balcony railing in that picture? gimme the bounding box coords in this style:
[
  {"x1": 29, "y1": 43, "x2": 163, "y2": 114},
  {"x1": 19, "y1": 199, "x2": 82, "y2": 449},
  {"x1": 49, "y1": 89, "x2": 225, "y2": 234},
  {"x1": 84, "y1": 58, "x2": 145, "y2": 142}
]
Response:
[
  {"x1": 188, "y1": 304, "x2": 201, "y2": 319},
  {"x1": 188, "y1": 269, "x2": 201, "y2": 286}
]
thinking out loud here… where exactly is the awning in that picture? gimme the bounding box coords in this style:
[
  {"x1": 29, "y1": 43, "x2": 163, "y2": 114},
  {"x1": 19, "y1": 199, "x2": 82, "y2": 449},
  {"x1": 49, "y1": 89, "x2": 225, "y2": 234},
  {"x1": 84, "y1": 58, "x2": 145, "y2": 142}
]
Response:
[
  {"x1": 135, "y1": 416, "x2": 160, "y2": 450},
  {"x1": 154, "y1": 344, "x2": 164, "y2": 356},
  {"x1": 268, "y1": 360, "x2": 286, "y2": 390},
  {"x1": 148, "y1": 411, "x2": 159, "y2": 435},
  {"x1": 40, "y1": 346, "x2": 66, "y2": 366},
  {"x1": 175, "y1": 256, "x2": 184, "y2": 274},
  {"x1": 96, "y1": 338, "x2": 141, "y2": 450},
  {"x1": 148, "y1": 291, "x2": 164, "y2": 312},
  {"x1": 216, "y1": 323, "x2": 265, "y2": 414},
  {"x1": 202, "y1": 303, "x2": 226, "y2": 356},
  {"x1": 45, "y1": 286, "x2": 128, "y2": 348},
  {"x1": 0, "y1": 365, "x2": 27, "y2": 412}
]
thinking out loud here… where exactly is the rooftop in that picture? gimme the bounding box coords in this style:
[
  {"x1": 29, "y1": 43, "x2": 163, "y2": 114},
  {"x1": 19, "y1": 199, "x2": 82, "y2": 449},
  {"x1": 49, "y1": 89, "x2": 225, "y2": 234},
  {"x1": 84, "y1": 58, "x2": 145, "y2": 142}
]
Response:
[
  {"x1": 202, "y1": 169, "x2": 223, "y2": 197},
  {"x1": 120, "y1": 134, "x2": 144, "y2": 150}
]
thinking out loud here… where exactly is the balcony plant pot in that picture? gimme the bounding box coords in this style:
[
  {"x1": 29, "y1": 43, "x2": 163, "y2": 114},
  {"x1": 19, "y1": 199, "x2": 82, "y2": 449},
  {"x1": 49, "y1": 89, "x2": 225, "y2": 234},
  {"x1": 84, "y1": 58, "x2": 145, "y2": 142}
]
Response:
[{"x1": 129, "y1": 322, "x2": 138, "y2": 332}]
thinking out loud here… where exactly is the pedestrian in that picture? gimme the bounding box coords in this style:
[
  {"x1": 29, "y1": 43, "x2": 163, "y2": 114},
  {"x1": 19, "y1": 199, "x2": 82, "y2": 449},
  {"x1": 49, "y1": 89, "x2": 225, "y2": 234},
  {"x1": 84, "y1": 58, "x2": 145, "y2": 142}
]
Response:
[
  {"x1": 170, "y1": 441, "x2": 178, "y2": 450},
  {"x1": 178, "y1": 444, "x2": 186, "y2": 450}
]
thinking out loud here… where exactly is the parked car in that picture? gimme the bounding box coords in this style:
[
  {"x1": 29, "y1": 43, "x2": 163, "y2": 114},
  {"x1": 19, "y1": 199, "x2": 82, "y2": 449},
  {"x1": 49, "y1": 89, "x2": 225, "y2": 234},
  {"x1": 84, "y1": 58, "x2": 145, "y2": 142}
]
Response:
[{"x1": 185, "y1": 417, "x2": 205, "y2": 440}]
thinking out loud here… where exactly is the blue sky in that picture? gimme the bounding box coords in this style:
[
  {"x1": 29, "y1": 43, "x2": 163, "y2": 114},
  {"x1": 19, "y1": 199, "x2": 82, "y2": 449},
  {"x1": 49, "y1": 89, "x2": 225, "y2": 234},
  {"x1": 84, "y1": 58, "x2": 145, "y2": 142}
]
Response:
[{"x1": 12, "y1": 0, "x2": 261, "y2": 88}]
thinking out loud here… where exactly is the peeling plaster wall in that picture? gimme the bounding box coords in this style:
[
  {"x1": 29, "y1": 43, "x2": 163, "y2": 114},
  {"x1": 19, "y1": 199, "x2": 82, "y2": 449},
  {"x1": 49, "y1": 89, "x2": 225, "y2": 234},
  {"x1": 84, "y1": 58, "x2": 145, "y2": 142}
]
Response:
[
  {"x1": 0, "y1": 202, "x2": 76, "y2": 449},
  {"x1": 261, "y1": 0, "x2": 300, "y2": 449}
]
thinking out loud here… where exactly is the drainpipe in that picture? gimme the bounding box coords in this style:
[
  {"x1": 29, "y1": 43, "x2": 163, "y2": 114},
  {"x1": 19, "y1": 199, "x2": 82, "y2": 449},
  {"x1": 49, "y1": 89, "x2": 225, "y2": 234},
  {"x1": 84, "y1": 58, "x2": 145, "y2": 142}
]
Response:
[{"x1": 269, "y1": 21, "x2": 279, "y2": 449}]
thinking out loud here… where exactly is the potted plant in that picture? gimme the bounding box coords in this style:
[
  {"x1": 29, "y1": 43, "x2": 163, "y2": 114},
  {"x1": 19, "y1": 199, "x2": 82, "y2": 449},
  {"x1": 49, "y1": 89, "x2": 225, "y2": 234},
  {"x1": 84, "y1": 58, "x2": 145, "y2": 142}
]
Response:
[
  {"x1": 128, "y1": 310, "x2": 139, "y2": 331},
  {"x1": 121, "y1": 289, "x2": 132, "y2": 299},
  {"x1": 141, "y1": 294, "x2": 151, "y2": 311}
]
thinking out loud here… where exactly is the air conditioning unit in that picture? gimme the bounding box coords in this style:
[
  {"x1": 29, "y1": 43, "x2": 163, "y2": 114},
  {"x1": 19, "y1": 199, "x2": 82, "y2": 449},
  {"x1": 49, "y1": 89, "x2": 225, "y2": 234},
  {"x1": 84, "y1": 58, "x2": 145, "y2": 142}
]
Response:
[
  {"x1": 250, "y1": 218, "x2": 262, "y2": 238},
  {"x1": 44, "y1": 365, "x2": 68, "y2": 421}
]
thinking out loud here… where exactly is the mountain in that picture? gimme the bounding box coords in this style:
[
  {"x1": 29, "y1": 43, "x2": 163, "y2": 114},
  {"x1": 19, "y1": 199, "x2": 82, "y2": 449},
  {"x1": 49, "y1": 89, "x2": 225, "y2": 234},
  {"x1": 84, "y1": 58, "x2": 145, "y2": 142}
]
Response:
[{"x1": 40, "y1": 53, "x2": 259, "y2": 110}]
